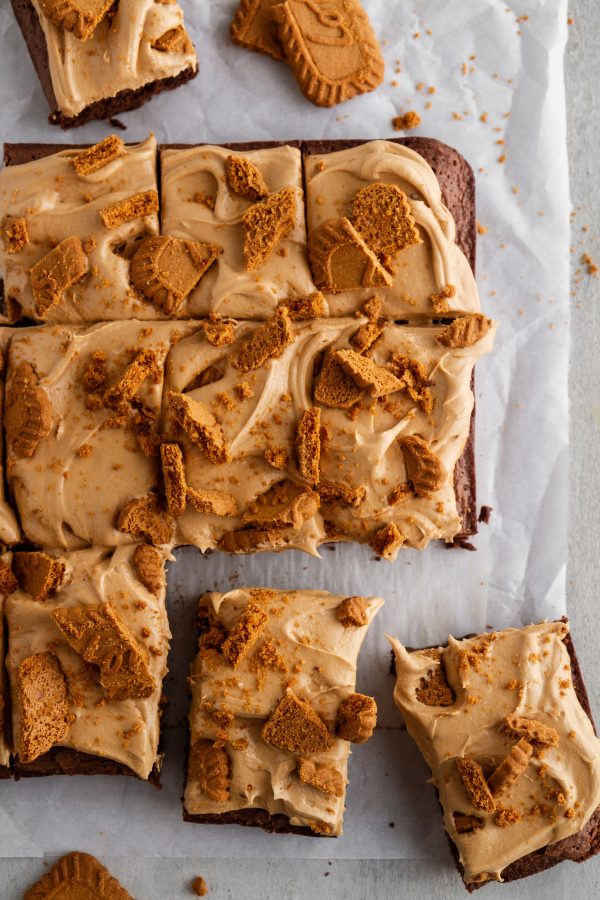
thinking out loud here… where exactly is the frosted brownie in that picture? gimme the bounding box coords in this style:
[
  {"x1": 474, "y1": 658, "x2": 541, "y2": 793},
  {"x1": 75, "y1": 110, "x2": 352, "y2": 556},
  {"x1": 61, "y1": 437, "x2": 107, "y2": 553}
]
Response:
[
  {"x1": 160, "y1": 142, "x2": 316, "y2": 319},
  {"x1": 11, "y1": 0, "x2": 198, "y2": 128},
  {"x1": 388, "y1": 621, "x2": 600, "y2": 889},
  {"x1": 3, "y1": 545, "x2": 169, "y2": 782},
  {"x1": 304, "y1": 139, "x2": 479, "y2": 318},
  {"x1": 3, "y1": 319, "x2": 197, "y2": 549},
  {"x1": 162, "y1": 310, "x2": 495, "y2": 557},
  {"x1": 184, "y1": 587, "x2": 382, "y2": 835}
]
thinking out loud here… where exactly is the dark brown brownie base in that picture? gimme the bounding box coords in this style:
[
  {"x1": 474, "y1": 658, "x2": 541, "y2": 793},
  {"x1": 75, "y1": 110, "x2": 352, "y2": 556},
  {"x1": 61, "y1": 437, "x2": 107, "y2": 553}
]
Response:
[
  {"x1": 0, "y1": 765, "x2": 11, "y2": 780},
  {"x1": 10, "y1": 0, "x2": 198, "y2": 129},
  {"x1": 12, "y1": 746, "x2": 162, "y2": 788},
  {"x1": 182, "y1": 807, "x2": 324, "y2": 837}
]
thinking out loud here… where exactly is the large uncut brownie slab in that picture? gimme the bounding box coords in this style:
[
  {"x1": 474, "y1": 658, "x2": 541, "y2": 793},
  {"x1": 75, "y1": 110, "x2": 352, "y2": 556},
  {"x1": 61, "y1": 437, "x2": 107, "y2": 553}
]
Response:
[
  {"x1": 184, "y1": 587, "x2": 382, "y2": 836},
  {"x1": 2, "y1": 545, "x2": 169, "y2": 783},
  {"x1": 11, "y1": 0, "x2": 198, "y2": 128},
  {"x1": 388, "y1": 620, "x2": 600, "y2": 890}
]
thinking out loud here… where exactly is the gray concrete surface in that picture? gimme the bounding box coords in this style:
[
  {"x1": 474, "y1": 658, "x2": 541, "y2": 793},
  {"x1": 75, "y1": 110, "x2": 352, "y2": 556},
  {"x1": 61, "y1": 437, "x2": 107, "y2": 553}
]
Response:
[{"x1": 1, "y1": 1, "x2": 600, "y2": 897}]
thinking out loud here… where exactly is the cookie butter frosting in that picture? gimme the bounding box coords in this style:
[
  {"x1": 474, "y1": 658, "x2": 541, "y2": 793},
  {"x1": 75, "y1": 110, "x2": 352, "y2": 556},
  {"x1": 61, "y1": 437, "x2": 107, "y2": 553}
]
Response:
[
  {"x1": 4, "y1": 545, "x2": 170, "y2": 779},
  {"x1": 161, "y1": 144, "x2": 318, "y2": 318},
  {"x1": 304, "y1": 140, "x2": 480, "y2": 317},
  {"x1": 0, "y1": 136, "x2": 162, "y2": 323},
  {"x1": 388, "y1": 622, "x2": 600, "y2": 885},
  {"x1": 31, "y1": 0, "x2": 197, "y2": 118},
  {"x1": 185, "y1": 588, "x2": 383, "y2": 835}
]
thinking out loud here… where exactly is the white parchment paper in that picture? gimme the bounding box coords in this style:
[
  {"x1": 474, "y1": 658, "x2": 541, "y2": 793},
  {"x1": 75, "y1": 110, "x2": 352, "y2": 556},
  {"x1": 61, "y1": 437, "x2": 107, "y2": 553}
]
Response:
[{"x1": 0, "y1": 0, "x2": 570, "y2": 860}]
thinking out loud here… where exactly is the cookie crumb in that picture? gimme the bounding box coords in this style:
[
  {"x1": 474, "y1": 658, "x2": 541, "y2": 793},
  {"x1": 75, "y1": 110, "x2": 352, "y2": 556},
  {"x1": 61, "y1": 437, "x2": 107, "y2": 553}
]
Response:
[{"x1": 392, "y1": 111, "x2": 421, "y2": 131}]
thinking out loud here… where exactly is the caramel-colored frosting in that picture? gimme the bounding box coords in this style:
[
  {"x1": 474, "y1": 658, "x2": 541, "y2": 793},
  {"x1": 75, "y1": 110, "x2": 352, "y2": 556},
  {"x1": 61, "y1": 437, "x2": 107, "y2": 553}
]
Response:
[
  {"x1": 388, "y1": 622, "x2": 600, "y2": 885},
  {"x1": 0, "y1": 329, "x2": 20, "y2": 545},
  {"x1": 304, "y1": 141, "x2": 480, "y2": 317},
  {"x1": 0, "y1": 137, "x2": 161, "y2": 323},
  {"x1": 0, "y1": 596, "x2": 9, "y2": 767},
  {"x1": 31, "y1": 0, "x2": 197, "y2": 117},
  {"x1": 4, "y1": 545, "x2": 170, "y2": 779},
  {"x1": 161, "y1": 144, "x2": 318, "y2": 318},
  {"x1": 165, "y1": 316, "x2": 496, "y2": 554},
  {"x1": 185, "y1": 588, "x2": 383, "y2": 834},
  {"x1": 5, "y1": 320, "x2": 197, "y2": 549}
]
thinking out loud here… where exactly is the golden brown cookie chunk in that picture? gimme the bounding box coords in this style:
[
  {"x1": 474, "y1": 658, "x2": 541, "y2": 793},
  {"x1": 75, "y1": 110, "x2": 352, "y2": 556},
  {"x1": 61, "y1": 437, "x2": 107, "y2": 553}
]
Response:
[
  {"x1": 218, "y1": 526, "x2": 288, "y2": 553},
  {"x1": 131, "y1": 544, "x2": 164, "y2": 596},
  {"x1": 390, "y1": 355, "x2": 434, "y2": 414},
  {"x1": 242, "y1": 187, "x2": 296, "y2": 269},
  {"x1": 337, "y1": 693, "x2": 376, "y2": 743},
  {"x1": 189, "y1": 739, "x2": 231, "y2": 802},
  {"x1": 309, "y1": 218, "x2": 393, "y2": 292},
  {"x1": 317, "y1": 479, "x2": 365, "y2": 508},
  {"x1": 242, "y1": 480, "x2": 320, "y2": 529},
  {"x1": 370, "y1": 522, "x2": 404, "y2": 560},
  {"x1": 12, "y1": 552, "x2": 66, "y2": 603},
  {"x1": 24, "y1": 851, "x2": 134, "y2": 900},
  {"x1": 1, "y1": 215, "x2": 29, "y2": 253},
  {"x1": 230, "y1": 0, "x2": 284, "y2": 60},
  {"x1": 73, "y1": 135, "x2": 125, "y2": 176},
  {"x1": 415, "y1": 659, "x2": 455, "y2": 706},
  {"x1": 130, "y1": 235, "x2": 221, "y2": 315},
  {"x1": 117, "y1": 494, "x2": 174, "y2": 545},
  {"x1": 14, "y1": 652, "x2": 70, "y2": 763},
  {"x1": 192, "y1": 876, "x2": 208, "y2": 898},
  {"x1": 387, "y1": 481, "x2": 414, "y2": 505},
  {"x1": 437, "y1": 314, "x2": 492, "y2": 348},
  {"x1": 487, "y1": 738, "x2": 533, "y2": 797},
  {"x1": 262, "y1": 690, "x2": 333, "y2": 754},
  {"x1": 83, "y1": 349, "x2": 109, "y2": 392},
  {"x1": 351, "y1": 183, "x2": 421, "y2": 265},
  {"x1": 226, "y1": 155, "x2": 269, "y2": 200},
  {"x1": 272, "y1": 0, "x2": 384, "y2": 107},
  {"x1": 0, "y1": 559, "x2": 18, "y2": 594},
  {"x1": 314, "y1": 350, "x2": 364, "y2": 409},
  {"x1": 456, "y1": 757, "x2": 496, "y2": 812},
  {"x1": 334, "y1": 348, "x2": 403, "y2": 398},
  {"x1": 103, "y1": 348, "x2": 157, "y2": 408},
  {"x1": 231, "y1": 307, "x2": 294, "y2": 372},
  {"x1": 38, "y1": 0, "x2": 115, "y2": 41},
  {"x1": 4, "y1": 362, "x2": 53, "y2": 457},
  {"x1": 429, "y1": 284, "x2": 456, "y2": 315},
  {"x1": 201, "y1": 317, "x2": 236, "y2": 347},
  {"x1": 297, "y1": 758, "x2": 344, "y2": 797},
  {"x1": 221, "y1": 600, "x2": 269, "y2": 667},
  {"x1": 278, "y1": 291, "x2": 325, "y2": 320},
  {"x1": 336, "y1": 596, "x2": 367, "y2": 627},
  {"x1": 453, "y1": 814, "x2": 484, "y2": 834},
  {"x1": 30, "y1": 236, "x2": 88, "y2": 315},
  {"x1": 503, "y1": 715, "x2": 559, "y2": 748},
  {"x1": 187, "y1": 486, "x2": 238, "y2": 517},
  {"x1": 399, "y1": 434, "x2": 446, "y2": 497},
  {"x1": 264, "y1": 446, "x2": 288, "y2": 469},
  {"x1": 51, "y1": 601, "x2": 156, "y2": 701},
  {"x1": 168, "y1": 392, "x2": 230, "y2": 464},
  {"x1": 151, "y1": 25, "x2": 194, "y2": 54},
  {"x1": 296, "y1": 407, "x2": 321, "y2": 483},
  {"x1": 350, "y1": 320, "x2": 385, "y2": 353},
  {"x1": 160, "y1": 443, "x2": 188, "y2": 516},
  {"x1": 100, "y1": 190, "x2": 159, "y2": 230}
]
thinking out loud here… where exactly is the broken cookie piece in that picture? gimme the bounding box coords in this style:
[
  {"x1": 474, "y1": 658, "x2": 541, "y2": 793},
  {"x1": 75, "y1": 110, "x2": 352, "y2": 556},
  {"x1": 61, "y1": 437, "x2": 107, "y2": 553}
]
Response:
[
  {"x1": 1, "y1": 215, "x2": 29, "y2": 254},
  {"x1": 336, "y1": 693, "x2": 377, "y2": 744},
  {"x1": 132, "y1": 544, "x2": 165, "y2": 596},
  {"x1": 231, "y1": 307, "x2": 294, "y2": 372},
  {"x1": 201, "y1": 317, "x2": 236, "y2": 347},
  {"x1": 30, "y1": 236, "x2": 88, "y2": 316},
  {"x1": 160, "y1": 443, "x2": 188, "y2": 516},
  {"x1": 168, "y1": 392, "x2": 230, "y2": 464},
  {"x1": 242, "y1": 187, "x2": 296, "y2": 269},
  {"x1": 72, "y1": 135, "x2": 125, "y2": 175},
  {"x1": 130, "y1": 236, "x2": 221, "y2": 315},
  {"x1": 12, "y1": 551, "x2": 65, "y2": 603},
  {"x1": 100, "y1": 191, "x2": 159, "y2": 230},
  {"x1": 437, "y1": 314, "x2": 492, "y2": 349},
  {"x1": 226, "y1": 154, "x2": 269, "y2": 200},
  {"x1": 117, "y1": 494, "x2": 174, "y2": 546},
  {"x1": 334, "y1": 349, "x2": 404, "y2": 398},
  {"x1": 242, "y1": 481, "x2": 319, "y2": 530},
  {"x1": 221, "y1": 600, "x2": 269, "y2": 668},
  {"x1": 399, "y1": 435, "x2": 446, "y2": 497},
  {"x1": 262, "y1": 691, "x2": 333, "y2": 755},
  {"x1": 295, "y1": 407, "x2": 321, "y2": 484},
  {"x1": 187, "y1": 487, "x2": 238, "y2": 517},
  {"x1": 39, "y1": 0, "x2": 115, "y2": 41},
  {"x1": 189, "y1": 739, "x2": 231, "y2": 803},
  {"x1": 336, "y1": 596, "x2": 368, "y2": 627},
  {"x1": 351, "y1": 183, "x2": 421, "y2": 266},
  {"x1": 103, "y1": 348, "x2": 157, "y2": 409},
  {"x1": 309, "y1": 218, "x2": 393, "y2": 293},
  {"x1": 4, "y1": 362, "x2": 52, "y2": 457},
  {"x1": 279, "y1": 291, "x2": 325, "y2": 320},
  {"x1": 24, "y1": 851, "x2": 134, "y2": 900},
  {"x1": 14, "y1": 652, "x2": 70, "y2": 763},
  {"x1": 370, "y1": 523, "x2": 404, "y2": 560},
  {"x1": 297, "y1": 758, "x2": 344, "y2": 798}
]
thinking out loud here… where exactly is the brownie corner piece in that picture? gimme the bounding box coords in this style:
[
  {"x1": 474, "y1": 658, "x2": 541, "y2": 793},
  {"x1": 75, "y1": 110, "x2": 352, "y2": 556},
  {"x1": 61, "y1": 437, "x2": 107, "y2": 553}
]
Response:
[{"x1": 388, "y1": 619, "x2": 600, "y2": 889}]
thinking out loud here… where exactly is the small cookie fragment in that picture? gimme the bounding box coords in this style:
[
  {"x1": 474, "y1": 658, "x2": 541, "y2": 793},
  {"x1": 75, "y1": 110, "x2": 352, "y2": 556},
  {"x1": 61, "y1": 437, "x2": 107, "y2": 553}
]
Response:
[
  {"x1": 38, "y1": 0, "x2": 114, "y2": 41},
  {"x1": 351, "y1": 320, "x2": 385, "y2": 353},
  {"x1": 336, "y1": 596, "x2": 368, "y2": 627},
  {"x1": 487, "y1": 738, "x2": 533, "y2": 797},
  {"x1": 337, "y1": 693, "x2": 377, "y2": 743},
  {"x1": 242, "y1": 187, "x2": 296, "y2": 269},
  {"x1": 1, "y1": 215, "x2": 29, "y2": 253},
  {"x1": 437, "y1": 314, "x2": 492, "y2": 348},
  {"x1": 30, "y1": 236, "x2": 88, "y2": 315},
  {"x1": 189, "y1": 739, "x2": 231, "y2": 802},
  {"x1": 387, "y1": 481, "x2": 414, "y2": 505},
  {"x1": 503, "y1": 714, "x2": 559, "y2": 748},
  {"x1": 297, "y1": 758, "x2": 344, "y2": 798},
  {"x1": 262, "y1": 691, "x2": 333, "y2": 755},
  {"x1": 352, "y1": 183, "x2": 421, "y2": 264},
  {"x1": 226, "y1": 155, "x2": 269, "y2": 200},
  {"x1": 265, "y1": 446, "x2": 288, "y2": 469},
  {"x1": 317, "y1": 480, "x2": 366, "y2": 508},
  {"x1": 168, "y1": 392, "x2": 230, "y2": 464},
  {"x1": 130, "y1": 236, "x2": 221, "y2": 315},
  {"x1": 117, "y1": 494, "x2": 174, "y2": 545},
  {"x1": 132, "y1": 544, "x2": 164, "y2": 596},
  {"x1": 221, "y1": 600, "x2": 269, "y2": 667},
  {"x1": 160, "y1": 443, "x2": 188, "y2": 516},
  {"x1": 429, "y1": 284, "x2": 456, "y2": 315},
  {"x1": 103, "y1": 348, "x2": 157, "y2": 408},
  {"x1": 24, "y1": 851, "x2": 134, "y2": 900},
  {"x1": 296, "y1": 407, "x2": 321, "y2": 483},
  {"x1": 4, "y1": 362, "x2": 53, "y2": 457},
  {"x1": 279, "y1": 291, "x2": 325, "y2": 320},
  {"x1": 15, "y1": 652, "x2": 70, "y2": 763},
  {"x1": 51, "y1": 601, "x2": 156, "y2": 701},
  {"x1": 187, "y1": 486, "x2": 238, "y2": 517},
  {"x1": 390, "y1": 355, "x2": 434, "y2": 414},
  {"x1": 392, "y1": 111, "x2": 422, "y2": 132},
  {"x1": 453, "y1": 813, "x2": 484, "y2": 834},
  {"x1": 192, "y1": 875, "x2": 209, "y2": 898},
  {"x1": 151, "y1": 25, "x2": 194, "y2": 54},
  {"x1": 399, "y1": 435, "x2": 446, "y2": 497},
  {"x1": 83, "y1": 350, "x2": 109, "y2": 391},
  {"x1": 100, "y1": 190, "x2": 159, "y2": 230},
  {"x1": 218, "y1": 526, "x2": 286, "y2": 554},
  {"x1": 12, "y1": 552, "x2": 65, "y2": 603},
  {"x1": 314, "y1": 350, "x2": 364, "y2": 409},
  {"x1": 201, "y1": 318, "x2": 235, "y2": 347},
  {"x1": 242, "y1": 481, "x2": 320, "y2": 529},
  {"x1": 370, "y1": 522, "x2": 404, "y2": 560},
  {"x1": 334, "y1": 349, "x2": 404, "y2": 398},
  {"x1": 72, "y1": 135, "x2": 125, "y2": 176},
  {"x1": 309, "y1": 218, "x2": 393, "y2": 292},
  {"x1": 232, "y1": 307, "x2": 294, "y2": 373},
  {"x1": 415, "y1": 658, "x2": 455, "y2": 706},
  {"x1": 230, "y1": 0, "x2": 284, "y2": 60},
  {"x1": 456, "y1": 758, "x2": 496, "y2": 812}
]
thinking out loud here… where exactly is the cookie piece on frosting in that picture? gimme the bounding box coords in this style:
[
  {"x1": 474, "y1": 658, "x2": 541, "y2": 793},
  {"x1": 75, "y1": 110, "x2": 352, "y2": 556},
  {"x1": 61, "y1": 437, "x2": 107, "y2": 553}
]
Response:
[
  {"x1": 388, "y1": 620, "x2": 600, "y2": 887},
  {"x1": 184, "y1": 587, "x2": 382, "y2": 835},
  {"x1": 39, "y1": 0, "x2": 115, "y2": 42}
]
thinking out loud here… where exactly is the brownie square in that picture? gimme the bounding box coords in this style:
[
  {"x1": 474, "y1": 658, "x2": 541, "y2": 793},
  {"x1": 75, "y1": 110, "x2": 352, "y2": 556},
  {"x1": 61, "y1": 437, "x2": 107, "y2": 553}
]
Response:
[
  {"x1": 11, "y1": 0, "x2": 198, "y2": 129},
  {"x1": 3, "y1": 545, "x2": 169, "y2": 782},
  {"x1": 388, "y1": 620, "x2": 600, "y2": 889},
  {"x1": 183, "y1": 587, "x2": 383, "y2": 835}
]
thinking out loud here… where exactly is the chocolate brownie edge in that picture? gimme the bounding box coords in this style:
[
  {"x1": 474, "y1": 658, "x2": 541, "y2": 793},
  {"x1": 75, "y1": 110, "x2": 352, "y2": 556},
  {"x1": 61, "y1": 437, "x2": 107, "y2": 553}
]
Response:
[{"x1": 12, "y1": 746, "x2": 162, "y2": 787}]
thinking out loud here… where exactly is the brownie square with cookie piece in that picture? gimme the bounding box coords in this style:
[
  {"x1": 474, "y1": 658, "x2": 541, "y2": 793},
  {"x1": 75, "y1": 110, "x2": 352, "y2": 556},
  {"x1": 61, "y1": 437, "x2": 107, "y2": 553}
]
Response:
[
  {"x1": 3, "y1": 544, "x2": 169, "y2": 782},
  {"x1": 11, "y1": 0, "x2": 198, "y2": 128},
  {"x1": 183, "y1": 587, "x2": 382, "y2": 835},
  {"x1": 388, "y1": 620, "x2": 600, "y2": 889}
]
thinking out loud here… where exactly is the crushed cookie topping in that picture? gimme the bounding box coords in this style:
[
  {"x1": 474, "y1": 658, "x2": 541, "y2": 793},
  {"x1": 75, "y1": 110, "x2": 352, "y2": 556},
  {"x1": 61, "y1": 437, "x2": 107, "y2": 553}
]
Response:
[
  {"x1": 100, "y1": 191, "x2": 159, "y2": 230},
  {"x1": 1, "y1": 215, "x2": 29, "y2": 254},
  {"x1": 242, "y1": 187, "x2": 296, "y2": 269},
  {"x1": 201, "y1": 317, "x2": 235, "y2": 347},
  {"x1": 399, "y1": 434, "x2": 446, "y2": 497},
  {"x1": 390, "y1": 355, "x2": 434, "y2": 414},
  {"x1": 503, "y1": 715, "x2": 559, "y2": 749},
  {"x1": 160, "y1": 442, "x2": 188, "y2": 517},
  {"x1": 231, "y1": 307, "x2": 294, "y2": 373},
  {"x1": 314, "y1": 349, "x2": 365, "y2": 409},
  {"x1": 262, "y1": 691, "x2": 333, "y2": 755},
  {"x1": 351, "y1": 320, "x2": 385, "y2": 353},
  {"x1": 30, "y1": 236, "x2": 88, "y2": 315},
  {"x1": 72, "y1": 135, "x2": 125, "y2": 176},
  {"x1": 226, "y1": 155, "x2": 269, "y2": 200},
  {"x1": 4, "y1": 362, "x2": 53, "y2": 458},
  {"x1": 187, "y1": 486, "x2": 238, "y2": 517},
  {"x1": 189, "y1": 739, "x2": 230, "y2": 802},
  {"x1": 242, "y1": 480, "x2": 319, "y2": 530},
  {"x1": 456, "y1": 758, "x2": 496, "y2": 812},
  {"x1": 295, "y1": 407, "x2": 321, "y2": 484},
  {"x1": 15, "y1": 651, "x2": 70, "y2": 763},
  {"x1": 351, "y1": 183, "x2": 421, "y2": 267},
  {"x1": 151, "y1": 24, "x2": 194, "y2": 54},
  {"x1": 130, "y1": 236, "x2": 221, "y2": 315},
  {"x1": 317, "y1": 480, "x2": 366, "y2": 508},
  {"x1": 429, "y1": 284, "x2": 456, "y2": 314},
  {"x1": 103, "y1": 348, "x2": 157, "y2": 409},
  {"x1": 39, "y1": 0, "x2": 115, "y2": 41},
  {"x1": 297, "y1": 759, "x2": 344, "y2": 798},
  {"x1": 11, "y1": 551, "x2": 65, "y2": 603},
  {"x1": 221, "y1": 600, "x2": 269, "y2": 668},
  {"x1": 278, "y1": 291, "x2": 325, "y2": 320},
  {"x1": 309, "y1": 218, "x2": 393, "y2": 293},
  {"x1": 336, "y1": 596, "x2": 368, "y2": 627},
  {"x1": 334, "y1": 349, "x2": 404, "y2": 398},
  {"x1": 117, "y1": 493, "x2": 174, "y2": 546},
  {"x1": 264, "y1": 446, "x2": 288, "y2": 470},
  {"x1": 388, "y1": 481, "x2": 414, "y2": 505},
  {"x1": 337, "y1": 693, "x2": 377, "y2": 743},
  {"x1": 488, "y1": 739, "x2": 533, "y2": 797},
  {"x1": 168, "y1": 392, "x2": 230, "y2": 464},
  {"x1": 416, "y1": 659, "x2": 455, "y2": 707},
  {"x1": 370, "y1": 522, "x2": 404, "y2": 560},
  {"x1": 131, "y1": 544, "x2": 164, "y2": 596},
  {"x1": 437, "y1": 314, "x2": 492, "y2": 348}
]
